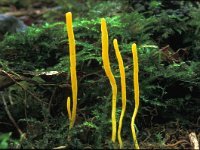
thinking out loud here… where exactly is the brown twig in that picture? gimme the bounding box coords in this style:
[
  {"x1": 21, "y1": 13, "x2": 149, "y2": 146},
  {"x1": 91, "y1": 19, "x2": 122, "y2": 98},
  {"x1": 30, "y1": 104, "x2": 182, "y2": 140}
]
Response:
[
  {"x1": 4, "y1": 8, "x2": 49, "y2": 17},
  {"x1": 142, "y1": 128, "x2": 151, "y2": 143},
  {"x1": 1, "y1": 93, "x2": 23, "y2": 136},
  {"x1": 1, "y1": 69, "x2": 47, "y2": 104},
  {"x1": 1, "y1": 92, "x2": 36, "y2": 149},
  {"x1": 48, "y1": 87, "x2": 57, "y2": 114},
  {"x1": 166, "y1": 140, "x2": 190, "y2": 148}
]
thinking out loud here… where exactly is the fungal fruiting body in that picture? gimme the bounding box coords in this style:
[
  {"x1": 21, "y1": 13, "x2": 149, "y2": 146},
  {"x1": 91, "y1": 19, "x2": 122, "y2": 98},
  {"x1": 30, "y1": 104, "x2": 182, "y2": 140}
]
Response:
[
  {"x1": 113, "y1": 39, "x2": 126, "y2": 149},
  {"x1": 101, "y1": 18, "x2": 117, "y2": 143},
  {"x1": 67, "y1": 97, "x2": 72, "y2": 121},
  {"x1": 65, "y1": 12, "x2": 77, "y2": 129},
  {"x1": 131, "y1": 43, "x2": 140, "y2": 149}
]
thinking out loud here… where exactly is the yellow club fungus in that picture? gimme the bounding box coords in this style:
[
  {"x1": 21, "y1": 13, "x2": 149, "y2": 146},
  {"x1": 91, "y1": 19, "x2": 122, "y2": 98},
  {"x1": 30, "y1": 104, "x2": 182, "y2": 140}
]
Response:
[
  {"x1": 65, "y1": 12, "x2": 78, "y2": 129},
  {"x1": 131, "y1": 43, "x2": 140, "y2": 149},
  {"x1": 67, "y1": 97, "x2": 72, "y2": 121},
  {"x1": 113, "y1": 39, "x2": 127, "y2": 149},
  {"x1": 101, "y1": 18, "x2": 117, "y2": 143}
]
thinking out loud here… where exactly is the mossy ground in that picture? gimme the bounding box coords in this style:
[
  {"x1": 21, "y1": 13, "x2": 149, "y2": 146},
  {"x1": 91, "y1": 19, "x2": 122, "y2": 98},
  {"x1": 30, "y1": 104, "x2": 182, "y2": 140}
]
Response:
[{"x1": 0, "y1": 0, "x2": 199, "y2": 149}]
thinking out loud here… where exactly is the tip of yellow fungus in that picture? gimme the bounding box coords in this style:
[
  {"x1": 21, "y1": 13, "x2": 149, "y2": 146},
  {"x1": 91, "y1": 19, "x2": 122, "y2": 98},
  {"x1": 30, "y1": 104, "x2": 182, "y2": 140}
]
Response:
[
  {"x1": 67, "y1": 97, "x2": 72, "y2": 120},
  {"x1": 101, "y1": 18, "x2": 106, "y2": 22},
  {"x1": 132, "y1": 43, "x2": 137, "y2": 48},
  {"x1": 65, "y1": 12, "x2": 72, "y2": 26},
  {"x1": 113, "y1": 39, "x2": 117, "y2": 44},
  {"x1": 66, "y1": 12, "x2": 72, "y2": 16},
  {"x1": 101, "y1": 18, "x2": 106, "y2": 27}
]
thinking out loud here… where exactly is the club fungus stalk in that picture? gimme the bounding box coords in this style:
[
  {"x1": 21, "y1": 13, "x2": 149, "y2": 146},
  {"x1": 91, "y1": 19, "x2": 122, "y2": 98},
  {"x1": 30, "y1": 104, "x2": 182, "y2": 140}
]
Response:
[
  {"x1": 113, "y1": 39, "x2": 126, "y2": 149},
  {"x1": 131, "y1": 43, "x2": 140, "y2": 149},
  {"x1": 65, "y1": 12, "x2": 77, "y2": 129},
  {"x1": 101, "y1": 18, "x2": 117, "y2": 143},
  {"x1": 67, "y1": 97, "x2": 72, "y2": 121}
]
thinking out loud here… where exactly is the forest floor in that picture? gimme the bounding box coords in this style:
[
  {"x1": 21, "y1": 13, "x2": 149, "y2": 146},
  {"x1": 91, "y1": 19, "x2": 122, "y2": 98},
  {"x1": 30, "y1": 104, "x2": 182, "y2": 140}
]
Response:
[{"x1": 0, "y1": 1, "x2": 199, "y2": 149}]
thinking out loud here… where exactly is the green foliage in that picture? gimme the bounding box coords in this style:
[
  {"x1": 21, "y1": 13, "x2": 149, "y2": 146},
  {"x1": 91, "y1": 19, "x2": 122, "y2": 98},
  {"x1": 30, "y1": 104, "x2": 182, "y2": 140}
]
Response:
[
  {"x1": 0, "y1": 133, "x2": 11, "y2": 149},
  {"x1": 185, "y1": 4, "x2": 200, "y2": 60},
  {"x1": 19, "y1": 117, "x2": 70, "y2": 149},
  {"x1": 154, "y1": 132, "x2": 165, "y2": 146},
  {"x1": 1, "y1": 0, "x2": 200, "y2": 149},
  {"x1": 0, "y1": 132, "x2": 20, "y2": 149},
  {"x1": 0, "y1": 23, "x2": 67, "y2": 71}
]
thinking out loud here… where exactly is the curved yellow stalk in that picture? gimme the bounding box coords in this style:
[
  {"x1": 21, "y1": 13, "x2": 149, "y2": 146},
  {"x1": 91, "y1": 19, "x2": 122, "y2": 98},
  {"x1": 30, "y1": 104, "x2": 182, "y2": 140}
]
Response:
[
  {"x1": 101, "y1": 18, "x2": 117, "y2": 143},
  {"x1": 113, "y1": 39, "x2": 126, "y2": 149},
  {"x1": 67, "y1": 97, "x2": 72, "y2": 120},
  {"x1": 131, "y1": 43, "x2": 140, "y2": 149},
  {"x1": 65, "y1": 12, "x2": 77, "y2": 129}
]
